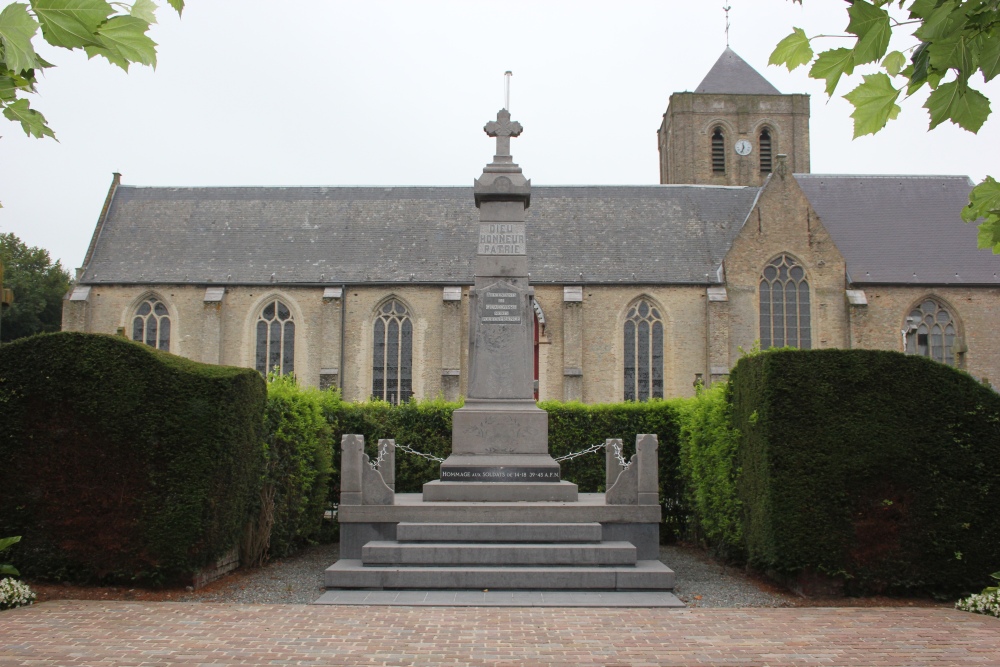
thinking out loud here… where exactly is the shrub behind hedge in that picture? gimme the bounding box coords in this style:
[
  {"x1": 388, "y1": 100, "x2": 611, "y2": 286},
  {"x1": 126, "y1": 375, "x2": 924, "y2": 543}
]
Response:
[
  {"x1": 0, "y1": 332, "x2": 265, "y2": 585},
  {"x1": 259, "y1": 375, "x2": 337, "y2": 558},
  {"x1": 731, "y1": 348, "x2": 1000, "y2": 596}
]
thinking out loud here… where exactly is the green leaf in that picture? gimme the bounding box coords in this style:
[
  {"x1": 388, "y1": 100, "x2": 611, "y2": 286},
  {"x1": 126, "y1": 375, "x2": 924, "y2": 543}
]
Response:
[
  {"x1": 962, "y1": 176, "x2": 1000, "y2": 222},
  {"x1": 85, "y1": 14, "x2": 156, "y2": 70},
  {"x1": 769, "y1": 27, "x2": 813, "y2": 71},
  {"x1": 129, "y1": 0, "x2": 157, "y2": 24},
  {"x1": 0, "y1": 3, "x2": 41, "y2": 73},
  {"x1": 843, "y1": 73, "x2": 901, "y2": 137},
  {"x1": 930, "y1": 34, "x2": 977, "y2": 81},
  {"x1": 978, "y1": 32, "x2": 1000, "y2": 82},
  {"x1": 847, "y1": 0, "x2": 892, "y2": 64},
  {"x1": 882, "y1": 50, "x2": 906, "y2": 76},
  {"x1": 925, "y1": 79, "x2": 991, "y2": 131},
  {"x1": 0, "y1": 564, "x2": 19, "y2": 576},
  {"x1": 0, "y1": 535, "x2": 21, "y2": 552},
  {"x1": 914, "y1": 0, "x2": 966, "y2": 42},
  {"x1": 0, "y1": 75, "x2": 18, "y2": 101},
  {"x1": 975, "y1": 215, "x2": 1000, "y2": 252},
  {"x1": 165, "y1": 0, "x2": 182, "y2": 16},
  {"x1": 2, "y1": 97, "x2": 55, "y2": 138},
  {"x1": 31, "y1": 0, "x2": 113, "y2": 49},
  {"x1": 810, "y1": 48, "x2": 855, "y2": 96}
]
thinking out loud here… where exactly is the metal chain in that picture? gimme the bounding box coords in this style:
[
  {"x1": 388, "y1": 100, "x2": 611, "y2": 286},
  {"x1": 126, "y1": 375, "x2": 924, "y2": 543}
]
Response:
[
  {"x1": 372, "y1": 440, "x2": 627, "y2": 467},
  {"x1": 368, "y1": 440, "x2": 392, "y2": 471},
  {"x1": 554, "y1": 440, "x2": 629, "y2": 469},
  {"x1": 370, "y1": 440, "x2": 446, "y2": 464}
]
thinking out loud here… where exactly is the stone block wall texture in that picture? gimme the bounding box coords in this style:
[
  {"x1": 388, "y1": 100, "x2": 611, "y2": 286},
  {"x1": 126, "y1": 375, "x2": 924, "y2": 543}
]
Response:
[
  {"x1": 722, "y1": 170, "x2": 850, "y2": 366},
  {"x1": 659, "y1": 93, "x2": 810, "y2": 187}
]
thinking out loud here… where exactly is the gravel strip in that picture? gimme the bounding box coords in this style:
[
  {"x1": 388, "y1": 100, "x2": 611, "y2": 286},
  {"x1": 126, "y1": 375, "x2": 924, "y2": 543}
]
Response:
[{"x1": 179, "y1": 542, "x2": 792, "y2": 607}]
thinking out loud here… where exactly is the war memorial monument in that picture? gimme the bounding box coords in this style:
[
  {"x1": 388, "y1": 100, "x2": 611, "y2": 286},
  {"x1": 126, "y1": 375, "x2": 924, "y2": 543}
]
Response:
[{"x1": 321, "y1": 107, "x2": 678, "y2": 603}]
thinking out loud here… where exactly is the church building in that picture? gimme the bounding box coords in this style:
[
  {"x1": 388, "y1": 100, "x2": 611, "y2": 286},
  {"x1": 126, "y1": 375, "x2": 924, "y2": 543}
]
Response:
[{"x1": 62, "y1": 49, "x2": 1000, "y2": 402}]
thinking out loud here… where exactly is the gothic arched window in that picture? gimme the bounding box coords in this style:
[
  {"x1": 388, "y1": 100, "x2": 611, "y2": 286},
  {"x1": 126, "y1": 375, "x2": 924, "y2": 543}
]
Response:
[
  {"x1": 711, "y1": 127, "x2": 726, "y2": 174},
  {"x1": 760, "y1": 255, "x2": 811, "y2": 349},
  {"x1": 373, "y1": 299, "x2": 413, "y2": 404},
  {"x1": 132, "y1": 297, "x2": 170, "y2": 351},
  {"x1": 255, "y1": 298, "x2": 295, "y2": 375},
  {"x1": 624, "y1": 299, "x2": 664, "y2": 401},
  {"x1": 759, "y1": 128, "x2": 773, "y2": 174},
  {"x1": 905, "y1": 299, "x2": 957, "y2": 366}
]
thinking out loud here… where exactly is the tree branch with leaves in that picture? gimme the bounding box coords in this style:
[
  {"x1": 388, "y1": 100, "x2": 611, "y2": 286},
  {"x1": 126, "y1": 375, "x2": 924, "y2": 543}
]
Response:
[
  {"x1": 770, "y1": 0, "x2": 1000, "y2": 253},
  {"x1": 0, "y1": 0, "x2": 184, "y2": 140}
]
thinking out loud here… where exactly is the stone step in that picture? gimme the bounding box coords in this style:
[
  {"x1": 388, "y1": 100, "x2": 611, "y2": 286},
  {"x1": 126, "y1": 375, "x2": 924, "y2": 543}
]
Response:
[
  {"x1": 395, "y1": 522, "x2": 603, "y2": 543},
  {"x1": 362, "y1": 540, "x2": 636, "y2": 566},
  {"x1": 324, "y1": 559, "x2": 674, "y2": 591}
]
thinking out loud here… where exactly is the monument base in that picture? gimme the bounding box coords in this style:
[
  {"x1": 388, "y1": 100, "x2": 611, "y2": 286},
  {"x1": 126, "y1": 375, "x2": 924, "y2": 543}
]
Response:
[{"x1": 423, "y1": 479, "x2": 578, "y2": 502}]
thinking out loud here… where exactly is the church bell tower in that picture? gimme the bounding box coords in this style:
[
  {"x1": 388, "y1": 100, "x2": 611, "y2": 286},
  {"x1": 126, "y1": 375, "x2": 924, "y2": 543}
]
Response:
[{"x1": 658, "y1": 48, "x2": 810, "y2": 187}]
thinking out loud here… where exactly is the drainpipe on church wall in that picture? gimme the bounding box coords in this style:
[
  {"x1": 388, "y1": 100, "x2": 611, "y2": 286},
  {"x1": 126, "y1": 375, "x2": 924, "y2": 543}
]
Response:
[{"x1": 340, "y1": 285, "x2": 346, "y2": 393}]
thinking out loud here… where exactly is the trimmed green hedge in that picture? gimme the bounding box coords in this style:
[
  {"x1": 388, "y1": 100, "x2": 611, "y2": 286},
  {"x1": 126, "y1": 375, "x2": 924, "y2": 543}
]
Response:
[
  {"x1": 731, "y1": 348, "x2": 1000, "y2": 596},
  {"x1": 0, "y1": 332, "x2": 266, "y2": 585},
  {"x1": 261, "y1": 375, "x2": 337, "y2": 558},
  {"x1": 675, "y1": 382, "x2": 743, "y2": 556}
]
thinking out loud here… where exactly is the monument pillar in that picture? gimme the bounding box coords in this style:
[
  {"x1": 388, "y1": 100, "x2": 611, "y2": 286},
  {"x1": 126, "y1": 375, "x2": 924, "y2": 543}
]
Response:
[{"x1": 423, "y1": 109, "x2": 577, "y2": 502}]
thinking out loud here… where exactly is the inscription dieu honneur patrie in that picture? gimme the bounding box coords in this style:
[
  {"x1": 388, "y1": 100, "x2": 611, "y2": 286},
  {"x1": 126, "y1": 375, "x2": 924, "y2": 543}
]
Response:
[{"x1": 478, "y1": 222, "x2": 525, "y2": 255}]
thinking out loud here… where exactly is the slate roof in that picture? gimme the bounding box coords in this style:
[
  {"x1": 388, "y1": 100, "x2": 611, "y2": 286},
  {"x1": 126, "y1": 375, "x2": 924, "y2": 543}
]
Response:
[
  {"x1": 81, "y1": 185, "x2": 759, "y2": 286},
  {"x1": 796, "y1": 174, "x2": 1000, "y2": 285},
  {"x1": 693, "y1": 48, "x2": 781, "y2": 95}
]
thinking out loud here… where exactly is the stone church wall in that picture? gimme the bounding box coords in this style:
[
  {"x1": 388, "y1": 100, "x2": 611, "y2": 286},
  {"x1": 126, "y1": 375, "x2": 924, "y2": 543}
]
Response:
[
  {"x1": 722, "y1": 169, "x2": 851, "y2": 366},
  {"x1": 848, "y1": 286, "x2": 1000, "y2": 385}
]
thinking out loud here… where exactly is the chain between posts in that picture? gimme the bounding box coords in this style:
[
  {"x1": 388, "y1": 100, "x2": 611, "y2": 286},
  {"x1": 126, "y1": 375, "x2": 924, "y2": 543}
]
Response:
[
  {"x1": 554, "y1": 440, "x2": 629, "y2": 469},
  {"x1": 369, "y1": 440, "x2": 446, "y2": 470},
  {"x1": 371, "y1": 439, "x2": 626, "y2": 469}
]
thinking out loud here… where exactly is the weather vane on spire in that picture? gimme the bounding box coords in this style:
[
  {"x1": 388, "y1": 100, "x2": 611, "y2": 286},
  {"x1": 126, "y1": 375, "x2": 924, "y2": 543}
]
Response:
[{"x1": 723, "y1": 4, "x2": 731, "y2": 47}]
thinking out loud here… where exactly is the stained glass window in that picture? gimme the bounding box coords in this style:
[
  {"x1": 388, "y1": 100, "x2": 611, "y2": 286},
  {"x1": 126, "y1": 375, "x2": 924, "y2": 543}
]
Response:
[
  {"x1": 256, "y1": 298, "x2": 295, "y2": 375},
  {"x1": 905, "y1": 299, "x2": 957, "y2": 366},
  {"x1": 373, "y1": 299, "x2": 413, "y2": 404},
  {"x1": 624, "y1": 299, "x2": 664, "y2": 401},
  {"x1": 760, "y1": 254, "x2": 811, "y2": 349},
  {"x1": 132, "y1": 297, "x2": 170, "y2": 351}
]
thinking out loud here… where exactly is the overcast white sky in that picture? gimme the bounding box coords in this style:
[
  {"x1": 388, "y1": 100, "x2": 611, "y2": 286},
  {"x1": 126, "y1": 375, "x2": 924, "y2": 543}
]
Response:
[{"x1": 2, "y1": 0, "x2": 998, "y2": 270}]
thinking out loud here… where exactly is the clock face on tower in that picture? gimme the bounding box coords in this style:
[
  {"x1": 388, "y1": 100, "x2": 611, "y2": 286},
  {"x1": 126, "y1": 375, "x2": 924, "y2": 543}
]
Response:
[{"x1": 734, "y1": 139, "x2": 753, "y2": 156}]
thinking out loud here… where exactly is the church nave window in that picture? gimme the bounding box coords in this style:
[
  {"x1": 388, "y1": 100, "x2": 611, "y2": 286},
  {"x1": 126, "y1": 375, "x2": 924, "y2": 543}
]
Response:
[
  {"x1": 373, "y1": 299, "x2": 413, "y2": 405},
  {"x1": 759, "y1": 128, "x2": 773, "y2": 174},
  {"x1": 904, "y1": 299, "x2": 957, "y2": 366},
  {"x1": 624, "y1": 299, "x2": 664, "y2": 401},
  {"x1": 132, "y1": 297, "x2": 171, "y2": 351},
  {"x1": 711, "y1": 127, "x2": 726, "y2": 174},
  {"x1": 256, "y1": 299, "x2": 295, "y2": 376},
  {"x1": 759, "y1": 254, "x2": 811, "y2": 349}
]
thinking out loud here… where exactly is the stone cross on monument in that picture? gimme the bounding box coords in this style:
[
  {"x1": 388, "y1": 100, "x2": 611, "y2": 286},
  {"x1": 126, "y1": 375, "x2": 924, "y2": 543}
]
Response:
[
  {"x1": 421, "y1": 107, "x2": 578, "y2": 502},
  {"x1": 484, "y1": 109, "x2": 522, "y2": 160}
]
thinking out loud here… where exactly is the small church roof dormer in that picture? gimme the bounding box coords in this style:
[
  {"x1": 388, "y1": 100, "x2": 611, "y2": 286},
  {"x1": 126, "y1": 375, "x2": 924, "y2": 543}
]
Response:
[{"x1": 694, "y1": 47, "x2": 781, "y2": 95}]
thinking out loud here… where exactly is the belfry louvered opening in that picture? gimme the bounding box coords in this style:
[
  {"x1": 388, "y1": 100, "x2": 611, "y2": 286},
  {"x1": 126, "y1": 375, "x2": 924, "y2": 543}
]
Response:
[
  {"x1": 711, "y1": 127, "x2": 726, "y2": 174},
  {"x1": 759, "y1": 128, "x2": 773, "y2": 173}
]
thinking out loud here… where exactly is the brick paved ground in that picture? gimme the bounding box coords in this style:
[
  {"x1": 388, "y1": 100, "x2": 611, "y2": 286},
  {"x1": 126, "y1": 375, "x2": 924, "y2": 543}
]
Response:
[{"x1": 1, "y1": 601, "x2": 999, "y2": 666}]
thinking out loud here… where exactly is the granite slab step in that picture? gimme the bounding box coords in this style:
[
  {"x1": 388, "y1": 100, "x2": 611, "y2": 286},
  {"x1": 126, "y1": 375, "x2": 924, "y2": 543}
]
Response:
[
  {"x1": 324, "y1": 559, "x2": 675, "y2": 591},
  {"x1": 395, "y1": 522, "x2": 603, "y2": 543},
  {"x1": 362, "y1": 540, "x2": 636, "y2": 566}
]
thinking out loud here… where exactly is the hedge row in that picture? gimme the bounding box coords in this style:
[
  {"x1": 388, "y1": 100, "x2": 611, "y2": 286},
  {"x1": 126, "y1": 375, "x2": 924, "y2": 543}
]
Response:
[
  {"x1": 0, "y1": 333, "x2": 266, "y2": 585},
  {"x1": 729, "y1": 349, "x2": 1000, "y2": 596}
]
